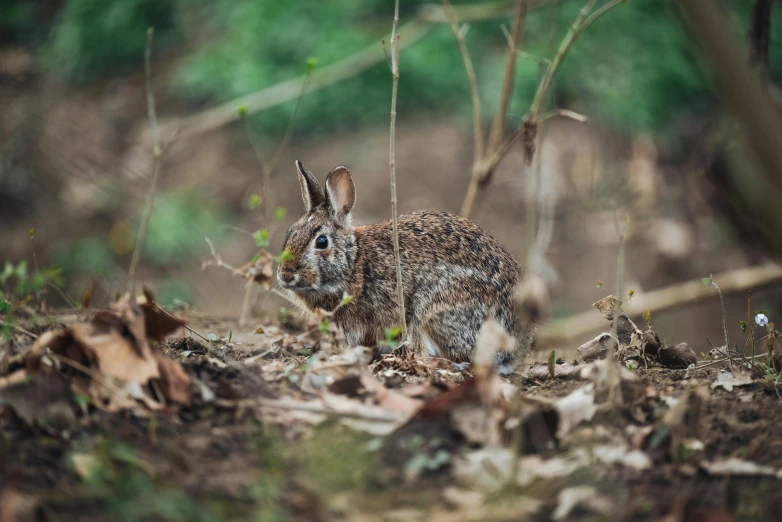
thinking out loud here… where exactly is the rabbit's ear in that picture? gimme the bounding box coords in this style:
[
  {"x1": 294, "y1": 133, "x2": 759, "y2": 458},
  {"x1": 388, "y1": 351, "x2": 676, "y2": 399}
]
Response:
[
  {"x1": 325, "y1": 166, "x2": 356, "y2": 226},
  {"x1": 295, "y1": 160, "x2": 324, "y2": 212}
]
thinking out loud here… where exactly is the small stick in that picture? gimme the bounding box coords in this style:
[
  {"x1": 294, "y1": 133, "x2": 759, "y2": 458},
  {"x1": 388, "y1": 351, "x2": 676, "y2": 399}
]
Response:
[
  {"x1": 443, "y1": 0, "x2": 484, "y2": 163},
  {"x1": 0, "y1": 320, "x2": 38, "y2": 339},
  {"x1": 388, "y1": 0, "x2": 408, "y2": 337},
  {"x1": 127, "y1": 28, "x2": 163, "y2": 295}
]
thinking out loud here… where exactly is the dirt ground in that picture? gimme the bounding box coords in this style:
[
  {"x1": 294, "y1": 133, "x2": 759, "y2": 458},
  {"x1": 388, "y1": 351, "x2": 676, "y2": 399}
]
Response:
[{"x1": 2, "y1": 303, "x2": 782, "y2": 522}]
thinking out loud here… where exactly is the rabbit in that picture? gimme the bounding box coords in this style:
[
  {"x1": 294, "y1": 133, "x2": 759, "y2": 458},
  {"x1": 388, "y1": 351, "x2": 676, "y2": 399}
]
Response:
[{"x1": 277, "y1": 160, "x2": 536, "y2": 375}]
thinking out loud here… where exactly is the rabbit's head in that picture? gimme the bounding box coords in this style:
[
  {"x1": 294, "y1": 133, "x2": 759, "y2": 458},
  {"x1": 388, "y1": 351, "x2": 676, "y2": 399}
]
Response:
[{"x1": 277, "y1": 160, "x2": 357, "y2": 294}]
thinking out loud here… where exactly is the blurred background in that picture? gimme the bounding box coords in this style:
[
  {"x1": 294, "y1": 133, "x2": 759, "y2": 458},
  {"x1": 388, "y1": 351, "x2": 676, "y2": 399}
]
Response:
[{"x1": 2, "y1": 0, "x2": 782, "y2": 354}]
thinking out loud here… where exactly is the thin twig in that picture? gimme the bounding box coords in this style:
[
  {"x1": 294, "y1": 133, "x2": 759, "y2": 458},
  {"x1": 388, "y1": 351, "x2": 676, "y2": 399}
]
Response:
[
  {"x1": 710, "y1": 277, "x2": 732, "y2": 370},
  {"x1": 216, "y1": 397, "x2": 404, "y2": 423},
  {"x1": 152, "y1": 303, "x2": 211, "y2": 344},
  {"x1": 389, "y1": 0, "x2": 408, "y2": 337},
  {"x1": 238, "y1": 67, "x2": 314, "y2": 326},
  {"x1": 266, "y1": 72, "x2": 314, "y2": 178},
  {"x1": 459, "y1": 0, "x2": 528, "y2": 219},
  {"x1": 0, "y1": 320, "x2": 38, "y2": 339},
  {"x1": 49, "y1": 352, "x2": 136, "y2": 404},
  {"x1": 528, "y1": 0, "x2": 623, "y2": 120},
  {"x1": 127, "y1": 27, "x2": 163, "y2": 295},
  {"x1": 443, "y1": 0, "x2": 485, "y2": 163},
  {"x1": 608, "y1": 204, "x2": 627, "y2": 403},
  {"x1": 488, "y1": 0, "x2": 527, "y2": 153}
]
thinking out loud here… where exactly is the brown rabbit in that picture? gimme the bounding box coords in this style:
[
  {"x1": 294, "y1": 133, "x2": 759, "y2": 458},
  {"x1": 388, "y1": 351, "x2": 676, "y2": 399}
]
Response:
[{"x1": 277, "y1": 160, "x2": 535, "y2": 374}]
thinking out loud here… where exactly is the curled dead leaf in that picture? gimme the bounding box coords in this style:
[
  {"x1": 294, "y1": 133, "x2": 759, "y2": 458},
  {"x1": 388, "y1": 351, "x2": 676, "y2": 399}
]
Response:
[{"x1": 658, "y1": 342, "x2": 697, "y2": 368}]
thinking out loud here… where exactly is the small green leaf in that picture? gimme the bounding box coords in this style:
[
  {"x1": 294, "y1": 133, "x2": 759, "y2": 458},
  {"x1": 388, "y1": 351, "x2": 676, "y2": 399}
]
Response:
[
  {"x1": 319, "y1": 319, "x2": 329, "y2": 335},
  {"x1": 738, "y1": 320, "x2": 747, "y2": 332},
  {"x1": 642, "y1": 309, "x2": 651, "y2": 325},
  {"x1": 628, "y1": 289, "x2": 635, "y2": 298},
  {"x1": 227, "y1": 330, "x2": 232, "y2": 343},
  {"x1": 276, "y1": 249, "x2": 293, "y2": 263},
  {"x1": 254, "y1": 229, "x2": 269, "y2": 247},
  {"x1": 72, "y1": 392, "x2": 91, "y2": 407},
  {"x1": 248, "y1": 194, "x2": 261, "y2": 210},
  {"x1": 29, "y1": 228, "x2": 35, "y2": 239},
  {"x1": 596, "y1": 280, "x2": 604, "y2": 288},
  {"x1": 339, "y1": 293, "x2": 353, "y2": 306},
  {"x1": 701, "y1": 276, "x2": 713, "y2": 288},
  {"x1": 250, "y1": 253, "x2": 260, "y2": 263},
  {"x1": 273, "y1": 207, "x2": 287, "y2": 221},
  {"x1": 385, "y1": 326, "x2": 402, "y2": 342},
  {"x1": 548, "y1": 349, "x2": 556, "y2": 379},
  {"x1": 237, "y1": 105, "x2": 248, "y2": 120},
  {"x1": 306, "y1": 57, "x2": 317, "y2": 72}
]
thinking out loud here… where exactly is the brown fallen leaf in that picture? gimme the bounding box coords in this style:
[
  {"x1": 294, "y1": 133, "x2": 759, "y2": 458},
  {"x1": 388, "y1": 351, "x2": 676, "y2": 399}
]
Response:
[
  {"x1": 24, "y1": 297, "x2": 192, "y2": 411},
  {"x1": 577, "y1": 332, "x2": 615, "y2": 362},
  {"x1": 0, "y1": 372, "x2": 76, "y2": 434},
  {"x1": 360, "y1": 375, "x2": 423, "y2": 418},
  {"x1": 658, "y1": 342, "x2": 698, "y2": 368},
  {"x1": 523, "y1": 361, "x2": 585, "y2": 380},
  {"x1": 72, "y1": 314, "x2": 160, "y2": 384},
  {"x1": 152, "y1": 353, "x2": 192, "y2": 405},
  {"x1": 136, "y1": 295, "x2": 185, "y2": 342},
  {"x1": 711, "y1": 368, "x2": 754, "y2": 392}
]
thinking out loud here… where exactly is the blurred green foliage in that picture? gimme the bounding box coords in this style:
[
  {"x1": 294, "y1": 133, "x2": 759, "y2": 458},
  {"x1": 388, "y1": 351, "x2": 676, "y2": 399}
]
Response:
[
  {"x1": 143, "y1": 192, "x2": 229, "y2": 264},
  {"x1": 10, "y1": 0, "x2": 779, "y2": 141},
  {"x1": 44, "y1": 0, "x2": 177, "y2": 81}
]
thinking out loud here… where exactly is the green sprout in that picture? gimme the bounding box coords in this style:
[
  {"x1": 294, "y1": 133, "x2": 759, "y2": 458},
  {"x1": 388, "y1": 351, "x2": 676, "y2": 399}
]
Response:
[
  {"x1": 273, "y1": 207, "x2": 287, "y2": 222},
  {"x1": 253, "y1": 229, "x2": 269, "y2": 248},
  {"x1": 276, "y1": 249, "x2": 293, "y2": 263},
  {"x1": 248, "y1": 194, "x2": 262, "y2": 210}
]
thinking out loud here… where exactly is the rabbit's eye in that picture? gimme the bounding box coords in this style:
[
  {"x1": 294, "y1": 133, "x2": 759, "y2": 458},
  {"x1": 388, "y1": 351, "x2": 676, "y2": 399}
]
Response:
[{"x1": 315, "y1": 235, "x2": 329, "y2": 249}]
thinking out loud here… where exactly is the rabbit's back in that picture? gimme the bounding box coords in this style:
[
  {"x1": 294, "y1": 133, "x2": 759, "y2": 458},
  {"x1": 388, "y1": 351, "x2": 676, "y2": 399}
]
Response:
[{"x1": 344, "y1": 210, "x2": 530, "y2": 366}]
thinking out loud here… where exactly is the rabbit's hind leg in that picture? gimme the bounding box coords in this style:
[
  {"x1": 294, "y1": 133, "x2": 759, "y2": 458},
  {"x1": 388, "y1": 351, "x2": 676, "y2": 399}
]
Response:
[{"x1": 417, "y1": 304, "x2": 485, "y2": 365}]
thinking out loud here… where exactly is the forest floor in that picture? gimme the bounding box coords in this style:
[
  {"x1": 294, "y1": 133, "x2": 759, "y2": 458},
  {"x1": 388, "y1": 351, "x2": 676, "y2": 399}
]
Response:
[{"x1": 2, "y1": 299, "x2": 782, "y2": 522}]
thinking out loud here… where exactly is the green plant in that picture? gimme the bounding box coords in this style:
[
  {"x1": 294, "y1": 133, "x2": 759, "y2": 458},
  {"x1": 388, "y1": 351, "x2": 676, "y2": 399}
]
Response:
[
  {"x1": 44, "y1": 0, "x2": 176, "y2": 81},
  {"x1": 73, "y1": 437, "x2": 216, "y2": 522}
]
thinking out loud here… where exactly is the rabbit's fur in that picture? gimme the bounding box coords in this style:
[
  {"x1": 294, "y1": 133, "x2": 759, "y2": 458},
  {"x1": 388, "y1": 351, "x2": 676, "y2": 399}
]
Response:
[{"x1": 278, "y1": 161, "x2": 535, "y2": 374}]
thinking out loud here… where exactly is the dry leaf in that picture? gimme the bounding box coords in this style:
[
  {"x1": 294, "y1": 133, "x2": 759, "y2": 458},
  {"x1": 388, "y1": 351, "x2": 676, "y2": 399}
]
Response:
[
  {"x1": 524, "y1": 361, "x2": 585, "y2": 379},
  {"x1": 0, "y1": 373, "x2": 76, "y2": 434},
  {"x1": 555, "y1": 384, "x2": 597, "y2": 438},
  {"x1": 658, "y1": 342, "x2": 697, "y2": 368},
  {"x1": 72, "y1": 316, "x2": 159, "y2": 384},
  {"x1": 552, "y1": 486, "x2": 612, "y2": 520},
  {"x1": 359, "y1": 375, "x2": 422, "y2": 418},
  {"x1": 711, "y1": 368, "x2": 754, "y2": 392},
  {"x1": 153, "y1": 353, "x2": 192, "y2": 405}
]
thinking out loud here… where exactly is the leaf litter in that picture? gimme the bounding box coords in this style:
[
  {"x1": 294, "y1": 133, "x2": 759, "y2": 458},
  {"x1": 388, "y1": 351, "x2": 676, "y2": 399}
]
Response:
[{"x1": 2, "y1": 294, "x2": 782, "y2": 520}]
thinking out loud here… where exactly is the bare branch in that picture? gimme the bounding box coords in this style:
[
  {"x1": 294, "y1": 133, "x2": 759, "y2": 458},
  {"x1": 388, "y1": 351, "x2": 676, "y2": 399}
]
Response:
[
  {"x1": 538, "y1": 263, "x2": 782, "y2": 346},
  {"x1": 443, "y1": 0, "x2": 485, "y2": 162},
  {"x1": 487, "y1": 0, "x2": 527, "y2": 152}
]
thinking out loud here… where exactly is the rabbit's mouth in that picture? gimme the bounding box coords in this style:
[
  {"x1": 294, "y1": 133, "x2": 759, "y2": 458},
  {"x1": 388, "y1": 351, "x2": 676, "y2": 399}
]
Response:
[{"x1": 278, "y1": 274, "x2": 315, "y2": 292}]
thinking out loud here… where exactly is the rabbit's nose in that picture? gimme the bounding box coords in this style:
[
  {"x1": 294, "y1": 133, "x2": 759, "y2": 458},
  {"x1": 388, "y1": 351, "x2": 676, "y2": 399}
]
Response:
[{"x1": 279, "y1": 269, "x2": 297, "y2": 285}]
